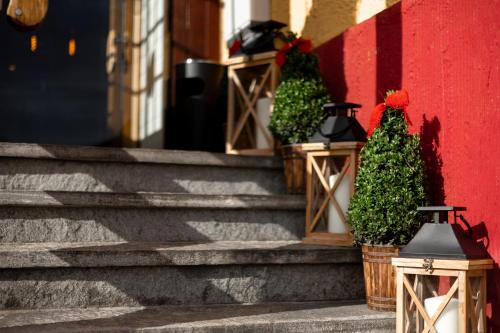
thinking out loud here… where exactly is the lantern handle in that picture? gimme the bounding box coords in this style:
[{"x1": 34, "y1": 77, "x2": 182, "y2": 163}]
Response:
[{"x1": 456, "y1": 214, "x2": 473, "y2": 238}]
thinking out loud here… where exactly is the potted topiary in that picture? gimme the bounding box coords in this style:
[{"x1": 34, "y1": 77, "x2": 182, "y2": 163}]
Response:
[
  {"x1": 347, "y1": 89, "x2": 427, "y2": 311},
  {"x1": 269, "y1": 33, "x2": 330, "y2": 193}
]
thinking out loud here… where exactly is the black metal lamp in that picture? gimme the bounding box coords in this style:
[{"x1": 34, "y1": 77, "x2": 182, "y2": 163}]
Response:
[
  {"x1": 399, "y1": 206, "x2": 490, "y2": 260},
  {"x1": 309, "y1": 102, "x2": 367, "y2": 143},
  {"x1": 392, "y1": 206, "x2": 493, "y2": 332}
]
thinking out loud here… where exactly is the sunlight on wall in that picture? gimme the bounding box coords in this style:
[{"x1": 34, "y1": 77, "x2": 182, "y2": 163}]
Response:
[
  {"x1": 139, "y1": 0, "x2": 165, "y2": 148},
  {"x1": 289, "y1": 0, "x2": 313, "y2": 34},
  {"x1": 271, "y1": 0, "x2": 400, "y2": 46},
  {"x1": 356, "y1": 0, "x2": 386, "y2": 23}
]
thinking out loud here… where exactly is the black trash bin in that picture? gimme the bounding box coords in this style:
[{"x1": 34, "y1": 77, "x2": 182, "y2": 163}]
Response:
[{"x1": 169, "y1": 59, "x2": 225, "y2": 151}]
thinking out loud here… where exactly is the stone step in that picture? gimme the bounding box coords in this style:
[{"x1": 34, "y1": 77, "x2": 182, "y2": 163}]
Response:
[
  {"x1": 0, "y1": 142, "x2": 286, "y2": 195},
  {"x1": 0, "y1": 191, "x2": 305, "y2": 243},
  {"x1": 0, "y1": 240, "x2": 361, "y2": 268},
  {"x1": 0, "y1": 301, "x2": 395, "y2": 333},
  {"x1": 0, "y1": 241, "x2": 364, "y2": 310}
]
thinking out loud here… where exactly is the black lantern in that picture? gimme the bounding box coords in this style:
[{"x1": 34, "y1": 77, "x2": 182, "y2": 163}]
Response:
[
  {"x1": 400, "y1": 206, "x2": 490, "y2": 260},
  {"x1": 309, "y1": 102, "x2": 367, "y2": 143},
  {"x1": 393, "y1": 206, "x2": 493, "y2": 333}
]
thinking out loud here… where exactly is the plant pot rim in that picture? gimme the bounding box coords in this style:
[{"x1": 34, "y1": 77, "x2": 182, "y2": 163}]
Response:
[
  {"x1": 281, "y1": 143, "x2": 308, "y2": 148},
  {"x1": 362, "y1": 243, "x2": 402, "y2": 248}
]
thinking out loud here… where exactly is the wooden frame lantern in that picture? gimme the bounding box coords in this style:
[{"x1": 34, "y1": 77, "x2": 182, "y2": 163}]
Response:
[
  {"x1": 302, "y1": 141, "x2": 364, "y2": 246},
  {"x1": 392, "y1": 207, "x2": 493, "y2": 333},
  {"x1": 225, "y1": 51, "x2": 279, "y2": 155}
]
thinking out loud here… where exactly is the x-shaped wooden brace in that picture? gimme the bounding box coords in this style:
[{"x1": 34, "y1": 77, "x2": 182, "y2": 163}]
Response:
[
  {"x1": 403, "y1": 275, "x2": 459, "y2": 333},
  {"x1": 308, "y1": 156, "x2": 351, "y2": 234},
  {"x1": 230, "y1": 66, "x2": 274, "y2": 148},
  {"x1": 405, "y1": 275, "x2": 439, "y2": 333},
  {"x1": 467, "y1": 277, "x2": 483, "y2": 333}
]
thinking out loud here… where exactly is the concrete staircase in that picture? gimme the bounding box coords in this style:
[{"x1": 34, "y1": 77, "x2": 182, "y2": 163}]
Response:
[{"x1": 0, "y1": 142, "x2": 395, "y2": 332}]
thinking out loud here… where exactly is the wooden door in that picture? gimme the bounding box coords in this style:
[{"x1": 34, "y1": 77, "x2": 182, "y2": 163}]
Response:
[{"x1": 169, "y1": 0, "x2": 221, "y2": 105}]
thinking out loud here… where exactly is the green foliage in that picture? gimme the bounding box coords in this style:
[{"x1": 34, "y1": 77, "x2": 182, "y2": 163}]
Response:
[
  {"x1": 347, "y1": 107, "x2": 427, "y2": 246},
  {"x1": 269, "y1": 33, "x2": 330, "y2": 144},
  {"x1": 269, "y1": 77, "x2": 330, "y2": 144},
  {"x1": 281, "y1": 50, "x2": 321, "y2": 81},
  {"x1": 280, "y1": 32, "x2": 321, "y2": 81}
]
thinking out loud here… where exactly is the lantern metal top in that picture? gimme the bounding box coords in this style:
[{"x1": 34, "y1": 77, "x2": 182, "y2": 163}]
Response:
[
  {"x1": 309, "y1": 102, "x2": 367, "y2": 144},
  {"x1": 323, "y1": 102, "x2": 362, "y2": 110},
  {"x1": 399, "y1": 206, "x2": 490, "y2": 260}
]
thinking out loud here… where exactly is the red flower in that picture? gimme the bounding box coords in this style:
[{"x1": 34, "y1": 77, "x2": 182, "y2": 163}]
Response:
[
  {"x1": 229, "y1": 39, "x2": 241, "y2": 56},
  {"x1": 276, "y1": 51, "x2": 286, "y2": 66},
  {"x1": 276, "y1": 43, "x2": 291, "y2": 67},
  {"x1": 367, "y1": 103, "x2": 387, "y2": 137},
  {"x1": 385, "y1": 89, "x2": 412, "y2": 125},
  {"x1": 298, "y1": 39, "x2": 313, "y2": 53},
  {"x1": 385, "y1": 89, "x2": 409, "y2": 109},
  {"x1": 291, "y1": 37, "x2": 313, "y2": 53}
]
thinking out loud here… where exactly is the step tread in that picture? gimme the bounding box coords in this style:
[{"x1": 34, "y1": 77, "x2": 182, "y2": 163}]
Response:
[
  {"x1": 0, "y1": 241, "x2": 361, "y2": 268},
  {"x1": 0, "y1": 191, "x2": 305, "y2": 209},
  {"x1": 0, "y1": 142, "x2": 283, "y2": 169},
  {"x1": 0, "y1": 301, "x2": 395, "y2": 332}
]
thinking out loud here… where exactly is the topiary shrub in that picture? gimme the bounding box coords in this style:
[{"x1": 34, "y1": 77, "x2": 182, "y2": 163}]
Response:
[
  {"x1": 269, "y1": 33, "x2": 330, "y2": 144},
  {"x1": 269, "y1": 77, "x2": 330, "y2": 144},
  {"x1": 347, "y1": 90, "x2": 427, "y2": 246}
]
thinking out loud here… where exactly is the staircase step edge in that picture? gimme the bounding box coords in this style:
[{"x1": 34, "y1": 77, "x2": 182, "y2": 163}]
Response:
[
  {"x1": 0, "y1": 142, "x2": 283, "y2": 169},
  {"x1": 0, "y1": 240, "x2": 361, "y2": 268},
  {"x1": 0, "y1": 191, "x2": 305, "y2": 210},
  {"x1": 0, "y1": 301, "x2": 395, "y2": 333}
]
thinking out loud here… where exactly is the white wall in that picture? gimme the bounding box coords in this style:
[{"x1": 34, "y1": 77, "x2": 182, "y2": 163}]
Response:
[{"x1": 223, "y1": 0, "x2": 270, "y2": 41}]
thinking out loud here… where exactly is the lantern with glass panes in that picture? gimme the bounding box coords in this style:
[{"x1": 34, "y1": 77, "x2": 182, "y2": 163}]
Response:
[
  {"x1": 392, "y1": 206, "x2": 493, "y2": 333},
  {"x1": 301, "y1": 141, "x2": 364, "y2": 246},
  {"x1": 225, "y1": 51, "x2": 279, "y2": 155},
  {"x1": 301, "y1": 103, "x2": 366, "y2": 246}
]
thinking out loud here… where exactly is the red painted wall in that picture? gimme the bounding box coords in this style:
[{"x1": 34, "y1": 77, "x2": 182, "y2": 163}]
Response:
[{"x1": 316, "y1": 0, "x2": 499, "y2": 329}]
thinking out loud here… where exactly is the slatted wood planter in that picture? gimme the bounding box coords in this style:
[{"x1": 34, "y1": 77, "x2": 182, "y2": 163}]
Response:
[
  {"x1": 362, "y1": 244, "x2": 400, "y2": 311},
  {"x1": 281, "y1": 144, "x2": 307, "y2": 194}
]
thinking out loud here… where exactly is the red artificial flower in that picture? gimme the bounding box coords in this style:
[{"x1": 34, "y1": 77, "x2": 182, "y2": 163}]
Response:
[
  {"x1": 276, "y1": 43, "x2": 291, "y2": 67},
  {"x1": 385, "y1": 89, "x2": 412, "y2": 125},
  {"x1": 385, "y1": 89, "x2": 409, "y2": 109},
  {"x1": 276, "y1": 50, "x2": 286, "y2": 66},
  {"x1": 229, "y1": 39, "x2": 241, "y2": 56},
  {"x1": 402, "y1": 109, "x2": 412, "y2": 126},
  {"x1": 367, "y1": 103, "x2": 387, "y2": 137},
  {"x1": 298, "y1": 39, "x2": 313, "y2": 53},
  {"x1": 291, "y1": 37, "x2": 313, "y2": 53}
]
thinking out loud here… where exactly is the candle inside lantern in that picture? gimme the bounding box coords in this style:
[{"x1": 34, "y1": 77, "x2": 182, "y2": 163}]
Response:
[
  {"x1": 255, "y1": 97, "x2": 272, "y2": 149},
  {"x1": 424, "y1": 296, "x2": 459, "y2": 333},
  {"x1": 327, "y1": 173, "x2": 350, "y2": 233}
]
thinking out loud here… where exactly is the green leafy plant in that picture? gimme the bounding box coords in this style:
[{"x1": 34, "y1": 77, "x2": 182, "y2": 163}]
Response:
[
  {"x1": 347, "y1": 93, "x2": 427, "y2": 246},
  {"x1": 269, "y1": 33, "x2": 330, "y2": 144},
  {"x1": 269, "y1": 78, "x2": 330, "y2": 144}
]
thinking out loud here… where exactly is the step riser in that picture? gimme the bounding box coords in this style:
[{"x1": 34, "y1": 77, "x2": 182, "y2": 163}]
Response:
[
  {"x1": 0, "y1": 264, "x2": 364, "y2": 310},
  {"x1": 0, "y1": 207, "x2": 304, "y2": 243},
  {"x1": 0, "y1": 158, "x2": 286, "y2": 195}
]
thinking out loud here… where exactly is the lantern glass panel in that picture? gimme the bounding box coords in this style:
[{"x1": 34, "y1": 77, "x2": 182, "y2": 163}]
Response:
[
  {"x1": 232, "y1": 65, "x2": 273, "y2": 150},
  {"x1": 309, "y1": 155, "x2": 351, "y2": 234},
  {"x1": 403, "y1": 274, "x2": 460, "y2": 333}
]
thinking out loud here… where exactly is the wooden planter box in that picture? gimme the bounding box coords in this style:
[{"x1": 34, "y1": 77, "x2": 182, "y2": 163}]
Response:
[
  {"x1": 362, "y1": 244, "x2": 400, "y2": 311},
  {"x1": 281, "y1": 144, "x2": 307, "y2": 194}
]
